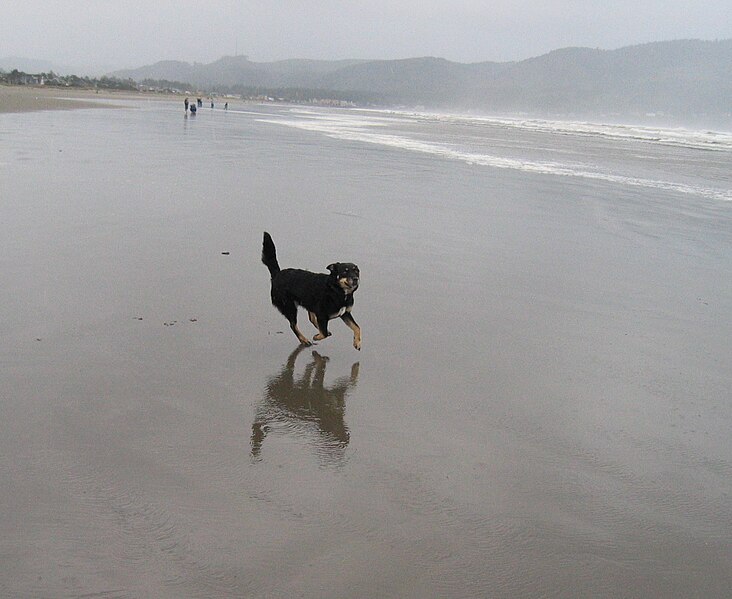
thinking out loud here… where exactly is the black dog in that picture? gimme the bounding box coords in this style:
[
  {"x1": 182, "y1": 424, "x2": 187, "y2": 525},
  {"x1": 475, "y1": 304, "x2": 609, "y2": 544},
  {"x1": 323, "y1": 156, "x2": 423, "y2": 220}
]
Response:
[{"x1": 261, "y1": 232, "x2": 361, "y2": 350}]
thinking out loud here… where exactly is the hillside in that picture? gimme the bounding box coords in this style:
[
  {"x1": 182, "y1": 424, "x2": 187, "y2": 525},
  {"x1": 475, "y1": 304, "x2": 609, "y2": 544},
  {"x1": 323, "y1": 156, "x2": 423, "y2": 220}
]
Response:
[
  {"x1": 113, "y1": 56, "x2": 367, "y2": 88},
  {"x1": 110, "y1": 40, "x2": 732, "y2": 119}
]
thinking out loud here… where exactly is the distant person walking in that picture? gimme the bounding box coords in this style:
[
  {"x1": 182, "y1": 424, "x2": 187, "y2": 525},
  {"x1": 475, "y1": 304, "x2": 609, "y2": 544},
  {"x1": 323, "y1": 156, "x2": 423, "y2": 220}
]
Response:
[
  {"x1": 190, "y1": 103, "x2": 197, "y2": 115},
  {"x1": 184, "y1": 97, "x2": 189, "y2": 112},
  {"x1": 224, "y1": 102, "x2": 228, "y2": 110},
  {"x1": 211, "y1": 99, "x2": 214, "y2": 109},
  {"x1": 197, "y1": 98, "x2": 202, "y2": 108}
]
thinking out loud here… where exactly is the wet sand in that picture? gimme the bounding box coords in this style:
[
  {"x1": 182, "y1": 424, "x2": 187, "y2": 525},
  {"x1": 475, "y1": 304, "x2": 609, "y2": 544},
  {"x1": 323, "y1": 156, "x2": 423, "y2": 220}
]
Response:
[{"x1": 1, "y1": 100, "x2": 730, "y2": 598}]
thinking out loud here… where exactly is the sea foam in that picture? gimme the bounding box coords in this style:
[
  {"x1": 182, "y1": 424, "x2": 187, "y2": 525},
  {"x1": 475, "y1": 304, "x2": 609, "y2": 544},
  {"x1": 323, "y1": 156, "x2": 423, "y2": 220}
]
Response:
[{"x1": 258, "y1": 110, "x2": 732, "y2": 202}]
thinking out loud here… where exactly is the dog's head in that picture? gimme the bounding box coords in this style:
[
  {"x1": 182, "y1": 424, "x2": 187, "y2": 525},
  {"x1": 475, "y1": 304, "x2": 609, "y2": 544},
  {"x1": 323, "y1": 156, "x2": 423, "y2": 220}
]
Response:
[{"x1": 327, "y1": 262, "x2": 360, "y2": 294}]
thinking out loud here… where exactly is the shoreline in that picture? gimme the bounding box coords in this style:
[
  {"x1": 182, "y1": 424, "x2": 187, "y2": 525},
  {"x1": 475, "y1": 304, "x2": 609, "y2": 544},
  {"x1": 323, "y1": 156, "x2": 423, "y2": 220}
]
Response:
[{"x1": 5, "y1": 83, "x2": 729, "y2": 133}]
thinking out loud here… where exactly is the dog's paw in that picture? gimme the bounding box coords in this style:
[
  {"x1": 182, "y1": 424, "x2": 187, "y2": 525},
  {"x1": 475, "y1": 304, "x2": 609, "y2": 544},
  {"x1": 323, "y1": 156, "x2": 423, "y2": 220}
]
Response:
[
  {"x1": 353, "y1": 338, "x2": 361, "y2": 351},
  {"x1": 313, "y1": 333, "x2": 325, "y2": 341}
]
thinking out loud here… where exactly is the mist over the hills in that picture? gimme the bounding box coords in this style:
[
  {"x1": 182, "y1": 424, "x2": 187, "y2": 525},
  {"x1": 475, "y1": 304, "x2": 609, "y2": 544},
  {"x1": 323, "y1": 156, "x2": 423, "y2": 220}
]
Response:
[
  {"x1": 4, "y1": 39, "x2": 731, "y2": 125},
  {"x1": 107, "y1": 40, "x2": 732, "y2": 124}
]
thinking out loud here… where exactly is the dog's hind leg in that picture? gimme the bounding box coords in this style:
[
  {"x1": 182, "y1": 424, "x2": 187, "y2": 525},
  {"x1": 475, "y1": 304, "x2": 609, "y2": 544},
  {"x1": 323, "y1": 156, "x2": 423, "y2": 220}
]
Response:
[
  {"x1": 276, "y1": 298, "x2": 312, "y2": 346},
  {"x1": 289, "y1": 321, "x2": 312, "y2": 346},
  {"x1": 289, "y1": 318, "x2": 312, "y2": 346}
]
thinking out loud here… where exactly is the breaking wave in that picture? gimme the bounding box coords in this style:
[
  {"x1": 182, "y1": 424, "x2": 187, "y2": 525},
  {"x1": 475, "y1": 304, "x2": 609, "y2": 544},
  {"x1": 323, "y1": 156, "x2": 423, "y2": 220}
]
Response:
[{"x1": 258, "y1": 111, "x2": 732, "y2": 202}]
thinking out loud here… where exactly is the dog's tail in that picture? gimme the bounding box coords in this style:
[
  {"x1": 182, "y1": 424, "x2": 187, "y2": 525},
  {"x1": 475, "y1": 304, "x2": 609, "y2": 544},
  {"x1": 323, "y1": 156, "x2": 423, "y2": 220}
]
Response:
[{"x1": 261, "y1": 231, "x2": 280, "y2": 278}]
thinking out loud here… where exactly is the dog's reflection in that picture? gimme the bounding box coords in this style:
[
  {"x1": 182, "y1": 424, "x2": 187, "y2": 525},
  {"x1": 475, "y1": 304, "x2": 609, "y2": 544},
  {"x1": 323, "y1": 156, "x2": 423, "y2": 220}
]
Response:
[{"x1": 251, "y1": 346, "x2": 359, "y2": 465}]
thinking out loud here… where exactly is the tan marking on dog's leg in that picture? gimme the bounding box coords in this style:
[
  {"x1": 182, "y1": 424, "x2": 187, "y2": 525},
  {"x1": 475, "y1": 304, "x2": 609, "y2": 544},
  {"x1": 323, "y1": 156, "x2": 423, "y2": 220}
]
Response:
[
  {"x1": 313, "y1": 325, "x2": 331, "y2": 341},
  {"x1": 311, "y1": 313, "x2": 330, "y2": 341},
  {"x1": 290, "y1": 322, "x2": 312, "y2": 346},
  {"x1": 341, "y1": 313, "x2": 361, "y2": 350}
]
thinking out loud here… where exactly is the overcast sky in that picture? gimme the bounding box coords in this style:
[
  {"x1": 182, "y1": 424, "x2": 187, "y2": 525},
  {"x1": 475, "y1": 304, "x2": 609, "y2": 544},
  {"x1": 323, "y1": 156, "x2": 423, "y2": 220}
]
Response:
[{"x1": 3, "y1": 1, "x2": 731, "y2": 70}]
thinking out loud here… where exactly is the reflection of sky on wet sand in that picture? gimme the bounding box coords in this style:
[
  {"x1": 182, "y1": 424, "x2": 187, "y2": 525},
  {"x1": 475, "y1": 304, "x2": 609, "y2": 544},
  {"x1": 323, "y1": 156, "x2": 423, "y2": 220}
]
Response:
[
  {"x1": 251, "y1": 347, "x2": 359, "y2": 466},
  {"x1": 1, "y1": 100, "x2": 730, "y2": 598}
]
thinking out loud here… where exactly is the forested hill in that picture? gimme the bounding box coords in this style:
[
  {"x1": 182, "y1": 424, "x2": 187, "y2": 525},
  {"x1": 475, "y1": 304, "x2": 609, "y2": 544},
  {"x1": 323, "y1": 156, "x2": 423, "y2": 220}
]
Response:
[{"x1": 112, "y1": 40, "x2": 732, "y2": 118}]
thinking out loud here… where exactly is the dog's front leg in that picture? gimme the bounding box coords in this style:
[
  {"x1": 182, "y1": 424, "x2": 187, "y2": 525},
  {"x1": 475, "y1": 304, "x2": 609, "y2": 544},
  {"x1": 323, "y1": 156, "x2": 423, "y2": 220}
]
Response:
[
  {"x1": 341, "y1": 313, "x2": 361, "y2": 350},
  {"x1": 312, "y1": 314, "x2": 331, "y2": 342}
]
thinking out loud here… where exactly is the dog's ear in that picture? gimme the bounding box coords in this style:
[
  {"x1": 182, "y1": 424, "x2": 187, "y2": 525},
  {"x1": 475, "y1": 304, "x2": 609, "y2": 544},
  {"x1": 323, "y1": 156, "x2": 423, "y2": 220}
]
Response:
[{"x1": 327, "y1": 263, "x2": 339, "y2": 274}]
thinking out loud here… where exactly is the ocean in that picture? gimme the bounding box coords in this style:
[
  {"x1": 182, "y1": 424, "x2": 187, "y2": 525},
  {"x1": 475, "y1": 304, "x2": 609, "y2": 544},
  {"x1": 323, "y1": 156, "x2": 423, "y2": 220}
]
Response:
[{"x1": 1, "y1": 98, "x2": 731, "y2": 598}]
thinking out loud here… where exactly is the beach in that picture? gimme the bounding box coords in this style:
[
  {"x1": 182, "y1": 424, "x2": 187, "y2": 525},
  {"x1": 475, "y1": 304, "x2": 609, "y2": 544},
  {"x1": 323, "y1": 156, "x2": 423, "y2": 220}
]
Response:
[
  {"x1": 0, "y1": 84, "x2": 132, "y2": 113},
  {"x1": 1, "y1": 97, "x2": 730, "y2": 598}
]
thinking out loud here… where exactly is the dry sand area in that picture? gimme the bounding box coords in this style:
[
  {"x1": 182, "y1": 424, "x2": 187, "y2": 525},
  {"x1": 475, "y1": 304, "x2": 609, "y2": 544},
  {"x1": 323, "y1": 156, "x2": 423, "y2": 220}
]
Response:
[{"x1": 0, "y1": 84, "x2": 171, "y2": 113}]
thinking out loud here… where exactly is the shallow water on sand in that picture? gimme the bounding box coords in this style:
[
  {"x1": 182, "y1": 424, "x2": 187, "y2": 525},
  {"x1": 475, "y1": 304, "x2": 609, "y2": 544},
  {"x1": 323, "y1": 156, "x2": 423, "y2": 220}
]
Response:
[{"x1": 1, "y1": 100, "x2": 731, "y2": 598}]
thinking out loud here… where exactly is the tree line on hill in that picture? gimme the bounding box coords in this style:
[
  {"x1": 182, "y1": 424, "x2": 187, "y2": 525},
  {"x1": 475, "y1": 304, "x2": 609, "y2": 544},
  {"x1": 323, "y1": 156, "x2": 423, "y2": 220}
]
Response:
[
  {"x1": 4, "y1": 39, "x2": 731, "y2": 124},
  {"x1": 113, "y1": 40, "x2": 732, "y2": 122},
  {"x1": 0, "y1": 68, "x2": 136, "y2": 90}
]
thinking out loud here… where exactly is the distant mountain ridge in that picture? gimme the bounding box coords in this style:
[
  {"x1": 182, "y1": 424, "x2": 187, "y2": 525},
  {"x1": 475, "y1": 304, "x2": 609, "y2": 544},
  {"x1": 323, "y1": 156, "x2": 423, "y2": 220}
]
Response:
[
  {"x1": 108, "y1": 39, "x2": 732, "y2": 119},
  {"x1": 112, "y1": 57, "x2": 369, "y2": 89}
]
